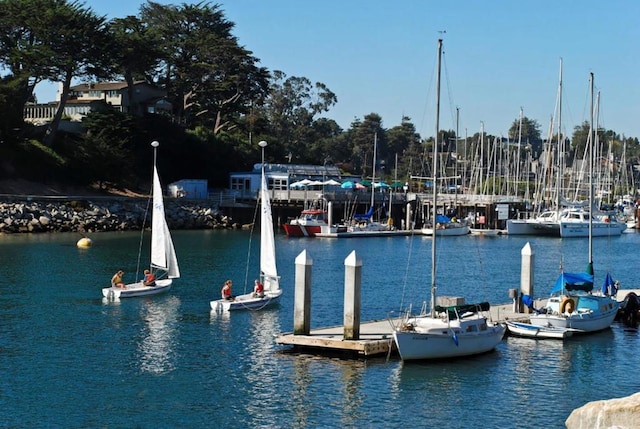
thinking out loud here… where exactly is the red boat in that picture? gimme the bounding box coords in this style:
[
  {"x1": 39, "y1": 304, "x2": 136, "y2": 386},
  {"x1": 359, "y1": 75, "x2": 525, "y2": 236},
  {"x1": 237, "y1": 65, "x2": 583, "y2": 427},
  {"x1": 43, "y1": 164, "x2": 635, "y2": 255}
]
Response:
[{"x1": 283, "y1": 208, "x2": 328, "y2": 237}]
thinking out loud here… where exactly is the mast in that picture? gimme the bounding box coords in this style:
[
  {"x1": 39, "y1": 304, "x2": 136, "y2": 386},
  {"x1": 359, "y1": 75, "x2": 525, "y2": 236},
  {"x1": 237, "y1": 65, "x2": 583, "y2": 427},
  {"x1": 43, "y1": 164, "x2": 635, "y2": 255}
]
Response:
[
  {"x1": 430, "y1": 38, "x2": 442, "y2": 317},
  {"x1": 556, "y1": 59, "x2": 563, "y2": 214},
  {"x1": 587, "y1": 72, "x2": 594, "y2": 274},
  {"x1": 371, "y1": 132, "x2": 377, "y2": 211}
]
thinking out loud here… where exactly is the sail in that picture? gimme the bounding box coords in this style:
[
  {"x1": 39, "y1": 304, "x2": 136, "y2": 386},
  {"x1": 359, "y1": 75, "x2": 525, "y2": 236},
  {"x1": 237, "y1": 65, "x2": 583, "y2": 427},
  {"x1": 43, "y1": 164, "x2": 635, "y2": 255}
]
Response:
[
  {"x1": 260, "y1": 169, "x2": 278, "y2": 287},
  {"x1": 151, "y1": 166, "x2": 180, "y2": 278}
]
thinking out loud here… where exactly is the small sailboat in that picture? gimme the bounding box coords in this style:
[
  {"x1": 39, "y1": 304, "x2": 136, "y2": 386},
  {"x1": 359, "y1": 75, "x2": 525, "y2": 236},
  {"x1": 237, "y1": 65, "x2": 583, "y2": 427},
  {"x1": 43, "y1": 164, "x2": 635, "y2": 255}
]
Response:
[
  {"x1": 392, "y1": 39, "x2": 505, "y2": 361},
  {"x1": 211, "y1": 140, "x2": 282, "y2": 311},
  {"x1": 102, "y1": 141, "x2": 180, "y2": 299}
]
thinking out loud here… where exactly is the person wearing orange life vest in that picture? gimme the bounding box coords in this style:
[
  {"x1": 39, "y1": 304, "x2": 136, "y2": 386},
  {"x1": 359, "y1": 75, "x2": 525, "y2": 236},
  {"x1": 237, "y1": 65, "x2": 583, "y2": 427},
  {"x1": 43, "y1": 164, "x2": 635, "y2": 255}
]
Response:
[{"x1": 143, "y1": 269, "x2": 156, "y2": 286}]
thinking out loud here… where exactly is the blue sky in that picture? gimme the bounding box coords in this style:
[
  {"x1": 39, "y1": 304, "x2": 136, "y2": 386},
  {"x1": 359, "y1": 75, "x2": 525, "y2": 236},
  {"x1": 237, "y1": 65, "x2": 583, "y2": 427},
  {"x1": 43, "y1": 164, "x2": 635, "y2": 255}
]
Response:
[{"x1": 35, "y1": 0, "x2": 640, "y2": 139}]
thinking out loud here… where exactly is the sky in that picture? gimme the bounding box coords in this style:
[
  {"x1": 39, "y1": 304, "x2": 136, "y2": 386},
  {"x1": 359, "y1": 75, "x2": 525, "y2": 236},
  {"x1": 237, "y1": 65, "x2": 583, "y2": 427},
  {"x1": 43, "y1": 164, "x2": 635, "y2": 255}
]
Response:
[{"x1": 35, "y1": 0, "x2": 640, "y2": 139}]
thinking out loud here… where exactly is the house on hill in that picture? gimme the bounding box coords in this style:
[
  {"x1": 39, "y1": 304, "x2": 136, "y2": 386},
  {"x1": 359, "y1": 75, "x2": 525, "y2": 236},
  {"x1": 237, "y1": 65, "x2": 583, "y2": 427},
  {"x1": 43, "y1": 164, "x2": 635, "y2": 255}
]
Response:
[{"x1": 23, "y1": 81, "x2": 172, "y2": 125}]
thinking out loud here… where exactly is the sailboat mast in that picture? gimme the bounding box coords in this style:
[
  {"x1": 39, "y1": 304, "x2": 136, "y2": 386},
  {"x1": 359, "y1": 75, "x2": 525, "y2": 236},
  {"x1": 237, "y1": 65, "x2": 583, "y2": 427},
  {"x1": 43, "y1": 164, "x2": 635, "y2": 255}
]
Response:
[
  {"x1": 371, "y1": 132, "x2": 377, "y2": 210},
  {"x1": 556, "y1": 59, "x2": 563, "y2": 213},
  {"x1": 431, "y1": 39, "x2": 442, "y2": 317},
  {"x1": 588, "y1": 72, "x2": 594, "y2": 273}
]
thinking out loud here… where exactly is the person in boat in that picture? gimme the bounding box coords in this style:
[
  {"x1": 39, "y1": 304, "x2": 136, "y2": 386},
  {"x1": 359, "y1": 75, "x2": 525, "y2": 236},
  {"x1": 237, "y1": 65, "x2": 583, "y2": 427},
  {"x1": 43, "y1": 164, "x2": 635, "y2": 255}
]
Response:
[
  {"x1": 221, "y1": 280, "x2": 234, "y2": 300},
  {"x1": 111, "y1": 270, "x2": 125, "y2": 289},
  {"x1": 143, "y1": 269, "x2": 156, "y2": 286},
  {"x1": 253, "y1": 279, "x2": 264, "y2": 298}
]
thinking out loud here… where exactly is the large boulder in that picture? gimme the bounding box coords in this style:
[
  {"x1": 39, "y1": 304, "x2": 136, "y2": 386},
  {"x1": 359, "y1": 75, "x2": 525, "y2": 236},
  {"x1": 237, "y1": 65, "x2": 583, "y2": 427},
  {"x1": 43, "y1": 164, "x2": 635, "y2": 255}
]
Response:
[{"x1": 566, "y1": 392, "x2": 640, "y2": 428}]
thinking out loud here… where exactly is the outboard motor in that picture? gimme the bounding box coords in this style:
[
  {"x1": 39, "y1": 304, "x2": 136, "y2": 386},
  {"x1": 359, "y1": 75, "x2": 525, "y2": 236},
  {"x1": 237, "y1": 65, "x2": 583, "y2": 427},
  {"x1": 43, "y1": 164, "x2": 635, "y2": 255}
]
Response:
[{"x1": 617, "y1": 292, "x2": 640, "y2": 328}]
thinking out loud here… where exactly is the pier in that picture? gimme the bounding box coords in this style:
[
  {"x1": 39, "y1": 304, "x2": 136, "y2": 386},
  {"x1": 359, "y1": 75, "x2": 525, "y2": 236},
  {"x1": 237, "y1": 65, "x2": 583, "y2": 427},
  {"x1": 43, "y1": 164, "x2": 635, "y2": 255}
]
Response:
[
  {"x1": 276, "y1": 244, "x2": 638, "y2": 358},
  {"x1": 275, "y1": 247, "x2": 534, "y2": 358}
]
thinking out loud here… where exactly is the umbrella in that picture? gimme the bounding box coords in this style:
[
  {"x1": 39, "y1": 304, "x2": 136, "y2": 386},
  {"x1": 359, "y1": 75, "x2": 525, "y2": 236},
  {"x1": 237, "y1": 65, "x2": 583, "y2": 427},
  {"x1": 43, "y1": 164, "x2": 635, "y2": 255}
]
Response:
[
  {"x1": 373, "y1": 181, "x2": 389, "y2": 189},
  {"x1": 289, "y1": 179, "x2": 313, "y2": 188},
  {"x1": 307, "y1": 180, "x2": 324, "y2": 186},
  {"x1": 323, "y1": 179, "x2": 341, "y2": 186},
  {"x1": 389, "y1": 181, "x2": 404, "y2": 188},
  {"x1": 355, "y1": 182, "x2": 367, "y2": 190},
  {"x1": 360, "y1": 180, "x2": 372, "y2": 187},
  {"x1": 341, "y1": 181, "x2": 355, "y2": 189}
]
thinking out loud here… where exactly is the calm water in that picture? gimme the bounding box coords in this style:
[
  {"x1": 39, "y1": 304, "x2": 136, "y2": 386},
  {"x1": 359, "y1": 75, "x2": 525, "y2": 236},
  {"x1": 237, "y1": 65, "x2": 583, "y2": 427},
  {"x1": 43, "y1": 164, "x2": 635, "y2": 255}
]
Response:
[{"x1": 1, "y1": 229, "x2": 640, "y2": 428}]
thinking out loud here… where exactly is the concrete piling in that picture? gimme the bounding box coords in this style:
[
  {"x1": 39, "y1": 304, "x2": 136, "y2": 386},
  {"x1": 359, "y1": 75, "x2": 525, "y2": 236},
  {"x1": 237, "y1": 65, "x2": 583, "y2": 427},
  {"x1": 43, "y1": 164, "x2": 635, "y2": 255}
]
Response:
[
  {"x1": 343, "y1": 250, "x2": 362, "y2": 340},
  {"x1": 293, "y1": 250, "x2": 313, "y2": 335}
]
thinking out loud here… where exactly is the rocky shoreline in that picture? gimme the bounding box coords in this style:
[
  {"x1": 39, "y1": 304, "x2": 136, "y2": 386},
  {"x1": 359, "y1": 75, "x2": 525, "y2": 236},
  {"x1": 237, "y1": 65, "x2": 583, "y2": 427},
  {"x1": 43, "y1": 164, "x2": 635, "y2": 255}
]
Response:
[{"x1": 0, "y1": 197, "x2": 239, "y2": 233}]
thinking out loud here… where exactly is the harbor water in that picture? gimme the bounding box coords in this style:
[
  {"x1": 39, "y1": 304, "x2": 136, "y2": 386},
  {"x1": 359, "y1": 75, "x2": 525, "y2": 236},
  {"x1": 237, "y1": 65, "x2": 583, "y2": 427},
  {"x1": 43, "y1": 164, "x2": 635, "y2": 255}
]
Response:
[{"x1": 1, "y1": 229, "x2": 640, "y2": 428}]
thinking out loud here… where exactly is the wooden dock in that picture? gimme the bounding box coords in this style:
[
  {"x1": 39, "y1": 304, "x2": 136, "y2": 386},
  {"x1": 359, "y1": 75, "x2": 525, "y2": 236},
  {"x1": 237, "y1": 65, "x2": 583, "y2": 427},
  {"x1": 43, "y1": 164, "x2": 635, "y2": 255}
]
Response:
[{"x1": 276, "y1": 302, "x2": 531, "y2": 358}]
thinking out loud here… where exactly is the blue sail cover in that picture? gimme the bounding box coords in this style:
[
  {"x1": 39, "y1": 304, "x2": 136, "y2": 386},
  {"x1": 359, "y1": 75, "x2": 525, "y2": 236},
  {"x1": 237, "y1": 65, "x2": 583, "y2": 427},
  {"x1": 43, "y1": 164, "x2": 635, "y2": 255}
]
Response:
[
  {"x1": 436, "y1": 214, "x2": 451, "y2": 223},
  {"x1": 353, "y1": 206, "x2": 374, "y2": 220},
  {"x1": 550, "y1": 271, "x2": 594, "y2": 294}
]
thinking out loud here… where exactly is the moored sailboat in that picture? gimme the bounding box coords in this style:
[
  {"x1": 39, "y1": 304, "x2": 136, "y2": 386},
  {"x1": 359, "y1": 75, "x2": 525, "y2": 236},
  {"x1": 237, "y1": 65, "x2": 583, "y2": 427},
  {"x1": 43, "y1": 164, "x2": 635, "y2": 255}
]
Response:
[{"x1": 392, "y1": 39, "x2": 505, "y2": 361}]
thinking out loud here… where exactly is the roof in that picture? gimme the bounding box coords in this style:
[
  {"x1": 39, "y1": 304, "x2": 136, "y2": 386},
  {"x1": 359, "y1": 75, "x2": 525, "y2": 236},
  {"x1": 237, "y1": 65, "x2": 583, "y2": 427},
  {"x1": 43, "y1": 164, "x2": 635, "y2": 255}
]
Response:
[{"x1": 70, "y1": 81, "x2": 151, "y2": 91}]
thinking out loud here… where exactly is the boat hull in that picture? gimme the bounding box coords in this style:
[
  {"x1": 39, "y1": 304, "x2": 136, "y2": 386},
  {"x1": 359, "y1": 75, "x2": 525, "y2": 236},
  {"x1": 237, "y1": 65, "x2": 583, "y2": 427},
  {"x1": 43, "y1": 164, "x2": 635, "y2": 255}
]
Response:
[
  {"x1": 421, "y1": 225, "x2": 470, "y2": 236},
  {"x1": 283, "y1": 224, "x2": 322, "y2": 237},
  {"x1": 210, "y1": 290, "x2": 283, "y2": 311},
  {"x1": 559, "y1": 221, "x2": 626, "y2": 237},
  {"x1": 393, "y1": 315, "x2": 505, "y2": 360},
  {"x1": 102, "y1": 279, "x2": 173, "y2": 299},
  {"x1": 529, "y1": 296, "x2": 619, "y2": 332},
  {"x1": 506, "y1": 320, "x2": 573, "y2": 339}
]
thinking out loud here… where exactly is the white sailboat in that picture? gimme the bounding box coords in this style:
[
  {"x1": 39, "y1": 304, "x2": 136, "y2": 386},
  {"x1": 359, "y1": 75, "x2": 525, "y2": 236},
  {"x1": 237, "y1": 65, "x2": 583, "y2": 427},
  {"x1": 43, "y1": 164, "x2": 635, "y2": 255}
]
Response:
[
  {"x1": 393, "y1": 39, "x2": 505, "y2": 361},
  {"x1": 211, "y1": 140, "x2": 282, "y2": 311},
  {"x1": 529, "y1": 73, "x2": 619, "y2": 332},
  {"x1": 102, "y1": 141, "x2": 180, "y2": 299}
]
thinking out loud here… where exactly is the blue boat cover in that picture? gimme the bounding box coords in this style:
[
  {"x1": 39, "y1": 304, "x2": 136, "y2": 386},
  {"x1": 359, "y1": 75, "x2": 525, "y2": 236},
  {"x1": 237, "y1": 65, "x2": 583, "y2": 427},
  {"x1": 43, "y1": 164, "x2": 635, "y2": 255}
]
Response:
[
  {"x1": 436, "y1": 214, "x2": 451, "y2": 223},
  {"x1": 550, "y1": 271, "x2": 594, "y2": 294},
  {"x1": 353, "y1": 206, "x2": 374, "y2": 221}
]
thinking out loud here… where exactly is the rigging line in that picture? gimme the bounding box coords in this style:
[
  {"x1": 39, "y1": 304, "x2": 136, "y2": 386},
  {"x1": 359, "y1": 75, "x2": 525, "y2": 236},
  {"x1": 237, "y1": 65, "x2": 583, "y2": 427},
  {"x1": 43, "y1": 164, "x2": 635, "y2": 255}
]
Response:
[
  {"x1": 135, "y1": 188, "x2": 153, "y2": 282},
  {"x1": 441, "y1": 49, "x2": 458, "y2": 134},
  {"x1": 243, "y1": 194, "x2": 261, "y2": 295}
]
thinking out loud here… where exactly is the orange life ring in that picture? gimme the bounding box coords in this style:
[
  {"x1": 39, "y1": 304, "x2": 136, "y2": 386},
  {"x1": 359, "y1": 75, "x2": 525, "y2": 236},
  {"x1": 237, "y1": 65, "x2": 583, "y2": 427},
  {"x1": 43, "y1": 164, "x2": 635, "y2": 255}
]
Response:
[{"x1": 560, "y1": 297, "x2": 575, "y2": 313}]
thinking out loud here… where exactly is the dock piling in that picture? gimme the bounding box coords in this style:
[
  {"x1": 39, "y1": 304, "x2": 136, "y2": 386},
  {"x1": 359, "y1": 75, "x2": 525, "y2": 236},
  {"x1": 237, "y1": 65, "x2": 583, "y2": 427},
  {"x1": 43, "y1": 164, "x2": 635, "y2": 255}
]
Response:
[
  {"x1": 294, "y1": 250, "x2": 313, "y2": 335},
  {"x1": 343, "y1": 250, "x2": 362, "y2": 340},
  {"x1": 520, "y1": 242, "x2": 534, "y2": 313}
]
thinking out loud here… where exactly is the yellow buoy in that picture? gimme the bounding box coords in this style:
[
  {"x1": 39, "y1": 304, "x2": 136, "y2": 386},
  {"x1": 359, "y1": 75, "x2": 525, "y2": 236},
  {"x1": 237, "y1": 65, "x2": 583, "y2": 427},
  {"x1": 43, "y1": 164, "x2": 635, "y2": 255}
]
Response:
[{"x1": 77, "y1": 237, "x2": 93, "y2": 248}]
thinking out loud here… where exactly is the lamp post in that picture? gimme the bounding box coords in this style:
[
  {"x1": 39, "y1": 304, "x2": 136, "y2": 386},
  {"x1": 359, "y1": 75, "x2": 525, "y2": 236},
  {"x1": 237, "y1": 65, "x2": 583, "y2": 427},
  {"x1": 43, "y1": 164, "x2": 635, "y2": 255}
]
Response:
[
  {"x1": 259, "y1": 140, "x2": 267, "y2": 197},
  {"x1": 151, "y1": 140, "x2": 159, "y2": 169}
]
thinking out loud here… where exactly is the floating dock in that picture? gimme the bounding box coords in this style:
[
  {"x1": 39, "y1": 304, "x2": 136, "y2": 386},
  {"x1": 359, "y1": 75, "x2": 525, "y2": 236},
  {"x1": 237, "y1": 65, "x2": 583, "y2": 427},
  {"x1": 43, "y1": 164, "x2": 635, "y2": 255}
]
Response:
[
  {"x1": 276, "y1": 302, "x2": 530, "y2": 358},
  {"x1": 315, "y1": 229, "x2": 415, "y2": 238}
]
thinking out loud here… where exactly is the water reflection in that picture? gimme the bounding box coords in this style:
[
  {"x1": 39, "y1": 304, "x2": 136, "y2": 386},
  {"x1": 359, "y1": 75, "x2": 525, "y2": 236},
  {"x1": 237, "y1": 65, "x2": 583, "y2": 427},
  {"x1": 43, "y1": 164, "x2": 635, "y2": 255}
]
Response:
[{"x1": 136, "y1": 296, "x2": 181, "y2": 374}]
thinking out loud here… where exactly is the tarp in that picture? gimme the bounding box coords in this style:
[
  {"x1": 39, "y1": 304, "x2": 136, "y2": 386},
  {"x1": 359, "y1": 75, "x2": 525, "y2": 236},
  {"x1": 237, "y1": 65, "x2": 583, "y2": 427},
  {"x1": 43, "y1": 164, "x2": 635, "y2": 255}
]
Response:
[
  {"x1": 436, "y1": 214, "x2": 451, "y2": 223},
  {"x1": 550, "y1": 271, "x2": 594, "y2": 294}
]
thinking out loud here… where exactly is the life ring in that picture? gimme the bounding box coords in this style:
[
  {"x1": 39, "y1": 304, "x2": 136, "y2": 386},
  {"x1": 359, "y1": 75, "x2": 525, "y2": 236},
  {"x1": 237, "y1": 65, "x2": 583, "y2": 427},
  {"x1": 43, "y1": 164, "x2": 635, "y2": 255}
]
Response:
[{"x1": 560, "y1": 297, "x2": 575, "y2": 313}]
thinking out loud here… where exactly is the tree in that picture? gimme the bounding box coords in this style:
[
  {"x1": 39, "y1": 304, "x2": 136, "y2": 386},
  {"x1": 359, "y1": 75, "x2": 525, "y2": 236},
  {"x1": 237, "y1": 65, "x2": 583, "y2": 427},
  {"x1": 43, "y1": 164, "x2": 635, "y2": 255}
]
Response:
[
  {"x1": 259, "y1": 70, "x2": 337, "y2": 163},
  {"x1": 348, "y1": 113, "x2": 385, "y2": 178},
  {"x1": 140, "y1": 1, "x2": 270, "y2": 134},
  {"x1": 107, "y1": 16, "x2": 162, "y2": 115},
  {"x1": 508, "y1": 116, "x2": 541, "y2": 143}
]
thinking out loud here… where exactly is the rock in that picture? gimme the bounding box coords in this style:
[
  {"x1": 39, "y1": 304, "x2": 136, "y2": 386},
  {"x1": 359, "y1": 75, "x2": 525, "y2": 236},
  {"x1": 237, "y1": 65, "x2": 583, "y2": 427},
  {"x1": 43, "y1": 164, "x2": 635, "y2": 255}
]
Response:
[{"x1": 566, "y1": 392, "x2": 640, "y2": 429}]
